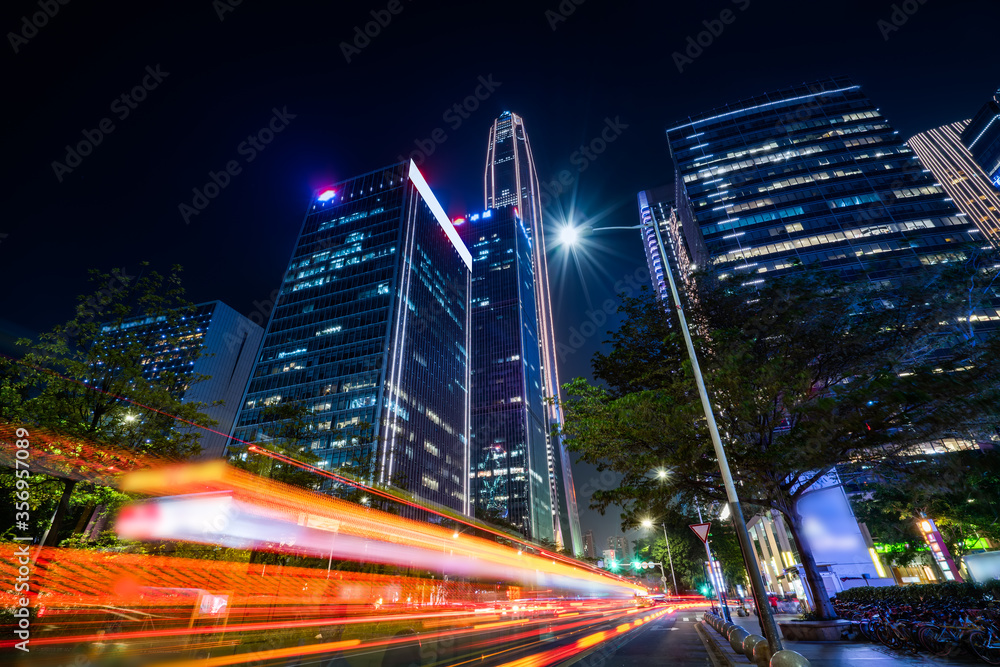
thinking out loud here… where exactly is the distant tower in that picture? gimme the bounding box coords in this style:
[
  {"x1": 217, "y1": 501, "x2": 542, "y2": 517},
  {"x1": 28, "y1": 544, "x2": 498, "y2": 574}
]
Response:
[
  {"x1": 231, "y1": 161, "x2": 472, "y2": 513},
  {"x1": 583, "y1": 530, "x2": 596, "y2": 559},
  {"x1": 484, "y1": 111, "x2": 582, "y2": 555}
]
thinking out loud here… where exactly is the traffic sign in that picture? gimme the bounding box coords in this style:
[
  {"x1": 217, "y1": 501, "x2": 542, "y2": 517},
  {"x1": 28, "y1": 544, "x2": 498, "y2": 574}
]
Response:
[
  {"x1": 689, "y1": 522, "x2": 711, "y2": 543},
  {"x1": 661, "y1": 576, "x2": 668, "y2": 584}
]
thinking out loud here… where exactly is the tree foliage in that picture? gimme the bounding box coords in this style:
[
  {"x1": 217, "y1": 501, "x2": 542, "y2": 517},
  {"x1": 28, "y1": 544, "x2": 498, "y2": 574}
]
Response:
[
  {"x1": 853, "y1": 449, "x2": 1000, "y2": 572},
  {"x1": 5, "y1": 264, "x2": 216, "y2": 546},
  {"x1": 630, "y1": 505, "x2": 747, "y2": 595},
  {"x1": 561, "y1": 256, "x2": 1000, "y2": 619}
]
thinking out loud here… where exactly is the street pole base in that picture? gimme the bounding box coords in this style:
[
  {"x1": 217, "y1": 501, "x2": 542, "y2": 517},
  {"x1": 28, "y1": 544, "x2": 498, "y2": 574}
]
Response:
[{"x1": 770, "y1": 649, "x2": 811, "y2": 667}]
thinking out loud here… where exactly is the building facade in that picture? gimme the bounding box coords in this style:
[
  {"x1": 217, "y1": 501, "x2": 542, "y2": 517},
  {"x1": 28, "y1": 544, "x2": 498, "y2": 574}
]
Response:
[
  {"x1": 607, "y1": 535, "x2": 631, "y2": 562},
  {"x1": 664, "y1": 76, "x2": 979, "y2": 283},
  {"x1": 637, "y1": 184, "x2": 701, "y2": 303},
  {"x1": 484, "y1": 111, "x2": 582, "y2": 554},
  {"x1": 909, "y1": 121, "x2": 1000, "y2": 247},
  {"x1": 230, "y1": 161, "x2": 473, "y2": 513},
  {"x1": 102, "y1": 301, "x2": 263, "y2": 459},
  {"x1": 961, "y1": 87, "x2": 1000, "y2": 189},
  {"x1": 457, "y1": 205, "x2": 553, "y2": 541},
  {"x1": 583, "y1": 529, "x2": 596, "y2": 559}
]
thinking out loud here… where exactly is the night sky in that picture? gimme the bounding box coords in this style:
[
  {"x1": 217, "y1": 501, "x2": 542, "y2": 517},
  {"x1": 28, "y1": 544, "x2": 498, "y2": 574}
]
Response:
[{"x1": 3, "y1": 0, "x2": 997, "y2": 552}]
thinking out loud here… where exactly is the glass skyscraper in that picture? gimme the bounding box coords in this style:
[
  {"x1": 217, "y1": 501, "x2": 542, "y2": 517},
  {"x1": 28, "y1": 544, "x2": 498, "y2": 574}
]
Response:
[
  {"x1": 484, "y1": 111, "x2": 582, "y2": 554},
  {"x1": 457, "y1": 206, "x2": 553, "y2": 541},
  {"x1": 664, "y1": 76, "x2": 979, "y2": 282},
  {"x1": 961, "y1": 87, "x2": 1000, "y2": 190},
  {"x1": 231, "y1": 161, "x2": 473, "y2": 513},
  {"x1": 103, "y1": 301, "x2": 263, "y2": 459},
  {"x1": 909, "y1": 121, "x2": 1000, "y2": 248}
]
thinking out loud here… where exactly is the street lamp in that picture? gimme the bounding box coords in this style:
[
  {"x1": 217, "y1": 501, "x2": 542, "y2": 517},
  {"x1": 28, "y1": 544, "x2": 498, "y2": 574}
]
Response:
[
  {"x1": 641, "y1": 518, "x2": 678, "y2": 597},
  {"x1": 566, "y1": 220, "x2": 798, "y2": 660}
]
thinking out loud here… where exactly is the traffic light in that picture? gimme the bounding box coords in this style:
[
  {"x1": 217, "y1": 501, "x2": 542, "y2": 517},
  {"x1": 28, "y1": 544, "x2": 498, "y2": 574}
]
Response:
[
  {"x1": 609, "y1": 560, "x2": 619, "y2": 571},
  {"x1": 632, "y1": 561, "x2": 641, "y2": 570}
]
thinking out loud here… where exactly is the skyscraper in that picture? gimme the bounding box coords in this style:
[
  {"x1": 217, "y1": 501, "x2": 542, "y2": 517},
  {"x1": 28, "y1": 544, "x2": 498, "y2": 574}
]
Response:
[
  {"x1": 102, "y1": 301, "x2": 263, "y2": 459},
  {"x1": 230, "y1": 160, "x2": 472, "y2": 513},
  {"x1": 961, "y1": 87, "x2": 1000, "y2": 189},
  {"x1": 457, "y1": 206, "x2": 553, "y2": 541},
  {"x1": 484, "y1": 111, "x2": 582, "y2": 554},
  {"x1": 664, "y1": 76, "x2": 978, "y2": 282},
  {"x1": 909, "y1": 121, "x2": 1000, "y2": 248}
]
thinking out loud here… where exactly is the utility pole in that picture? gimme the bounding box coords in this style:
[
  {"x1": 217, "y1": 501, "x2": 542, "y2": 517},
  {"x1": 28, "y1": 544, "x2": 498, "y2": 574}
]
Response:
[{"x1": 660, "y1": 522, "x2": 679, "y2": 597}]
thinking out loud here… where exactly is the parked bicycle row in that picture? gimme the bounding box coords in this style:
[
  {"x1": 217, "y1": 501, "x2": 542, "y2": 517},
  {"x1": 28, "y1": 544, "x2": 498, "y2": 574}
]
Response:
[{"x1": 833, "y1": 597, "x2": 1000, "y2": 664}]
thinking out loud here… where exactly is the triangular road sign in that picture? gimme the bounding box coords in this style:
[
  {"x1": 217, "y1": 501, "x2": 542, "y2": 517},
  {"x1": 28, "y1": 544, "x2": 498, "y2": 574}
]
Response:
[{"x1": 689, "y1": 522, "x2": 711, "y2": 543}]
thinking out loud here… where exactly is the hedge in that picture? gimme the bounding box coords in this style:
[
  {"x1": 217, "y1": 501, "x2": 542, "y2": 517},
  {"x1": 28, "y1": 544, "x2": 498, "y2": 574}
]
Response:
[{"x1": 836, "y1": 580, "x2": 1000, "y2": 605}]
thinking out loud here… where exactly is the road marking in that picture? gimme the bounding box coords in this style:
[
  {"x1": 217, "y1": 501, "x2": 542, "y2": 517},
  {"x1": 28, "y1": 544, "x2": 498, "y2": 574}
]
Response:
[{"x1": 682, "y1": 617, "x2": 689, "y2": 621}]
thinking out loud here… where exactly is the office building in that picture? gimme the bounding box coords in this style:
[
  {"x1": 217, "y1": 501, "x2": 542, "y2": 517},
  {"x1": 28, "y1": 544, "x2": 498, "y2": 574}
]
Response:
[
  {"x1": 607, "y1": 535, "x2": 631, "y2": 562},
  {"x1": 583, "y1": 530, "x2": 596, "y2": 559},
  {"x1": 664, "y1": 76, "x2": 979, "y2": 283},
  {"x1": 231, "y1": 161, "x2": 472, "y2": 513},
  {"x1": 102, "y1": 301, "x2": 263, "y2": 459},
  {"x1": 961, "y1": 87, "x2": 1000, "y2": 189},
  {"x1": 638, "y1": 184, "x2": 697, "y2": 302},
  {"x1": 484, "y1": 111, "x2": 582, "y2": 554},
  {"x1": 457, "y1": 205, "x2": 553, "y2": 541},
  {"x1": 910, "y1": 121, "x2": 1000, "y2": 247}
]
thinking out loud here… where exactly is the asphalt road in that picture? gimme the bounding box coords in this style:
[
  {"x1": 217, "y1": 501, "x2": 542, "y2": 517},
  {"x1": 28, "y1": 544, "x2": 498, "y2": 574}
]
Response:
[{"x1": 563, "y1": 609, "x2": 716, "y2": 667}]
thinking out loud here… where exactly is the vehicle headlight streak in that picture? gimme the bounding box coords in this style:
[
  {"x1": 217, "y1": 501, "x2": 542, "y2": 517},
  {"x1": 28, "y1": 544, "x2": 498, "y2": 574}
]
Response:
[{"x1": 117, "y1": 460, "x2": 643, "y2": 597}]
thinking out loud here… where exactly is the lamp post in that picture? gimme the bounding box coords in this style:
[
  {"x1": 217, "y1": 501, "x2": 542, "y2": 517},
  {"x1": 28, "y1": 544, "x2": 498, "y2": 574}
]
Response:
[{"x1": 562, "y1": 220, "x2": 802, "y2": 661}]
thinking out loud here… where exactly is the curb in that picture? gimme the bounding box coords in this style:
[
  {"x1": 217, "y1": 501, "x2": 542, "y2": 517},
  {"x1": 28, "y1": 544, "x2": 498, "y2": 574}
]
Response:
[{"x1": 695, "y1": 621, "x2": 736, "y2": 667}]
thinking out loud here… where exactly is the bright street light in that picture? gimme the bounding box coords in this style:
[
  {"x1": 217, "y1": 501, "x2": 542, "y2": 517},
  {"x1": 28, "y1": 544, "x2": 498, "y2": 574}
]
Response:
[
  {"x1": 641, "y1": 519, "x2": 653, "y2": 529},
  {"x1": 558, "y1": 224, "x2": 581, "y2": 246}
]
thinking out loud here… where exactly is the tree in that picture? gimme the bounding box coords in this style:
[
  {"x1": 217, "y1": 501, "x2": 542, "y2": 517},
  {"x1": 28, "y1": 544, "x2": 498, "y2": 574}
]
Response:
[
  {"x1": 561, "y1": 257, "x2": 1000, "y2": 620},
  {"x1": 10, "y1": 264, "x2": 216, "y2": 546},
  {"x1": 627, "y1": 503, "x2": 746, "y2": 595},
  {"x1": 854, "y1": 448, "x2": 1000, "y2": 574}
]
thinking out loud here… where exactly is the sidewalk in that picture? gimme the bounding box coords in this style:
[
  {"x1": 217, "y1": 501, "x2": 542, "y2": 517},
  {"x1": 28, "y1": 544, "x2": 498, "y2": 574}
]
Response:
[{"x1": 700, "y1": 613, "x2": 981, "y2": 666}]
